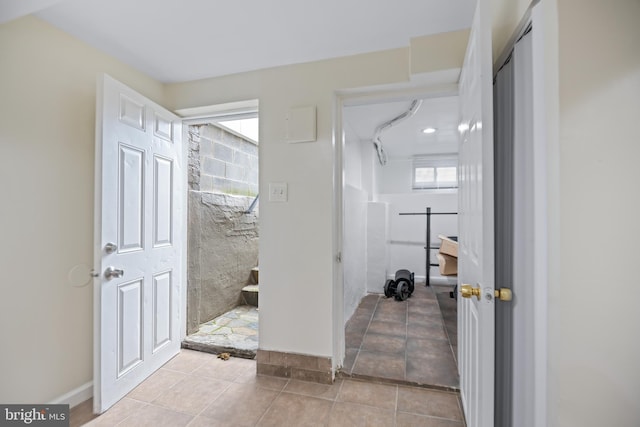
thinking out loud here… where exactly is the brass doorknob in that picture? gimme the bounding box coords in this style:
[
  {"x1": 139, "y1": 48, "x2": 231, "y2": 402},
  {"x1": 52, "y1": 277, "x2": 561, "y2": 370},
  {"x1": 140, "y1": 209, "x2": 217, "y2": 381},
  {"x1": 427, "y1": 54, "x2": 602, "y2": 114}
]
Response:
[
  {"x1": 494, "y1": 288, "x2": 512, "y2": 301},
  {"x1": 460, "y1": 284, "x2": 481, "y2": 300}
]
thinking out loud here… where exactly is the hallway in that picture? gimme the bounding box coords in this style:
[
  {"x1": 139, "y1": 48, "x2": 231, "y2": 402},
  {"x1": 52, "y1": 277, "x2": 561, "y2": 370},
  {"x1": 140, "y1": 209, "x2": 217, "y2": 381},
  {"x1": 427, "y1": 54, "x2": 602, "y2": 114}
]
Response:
[{"x1": 341, "y1": 284, "x2": 459, "y2": 390}]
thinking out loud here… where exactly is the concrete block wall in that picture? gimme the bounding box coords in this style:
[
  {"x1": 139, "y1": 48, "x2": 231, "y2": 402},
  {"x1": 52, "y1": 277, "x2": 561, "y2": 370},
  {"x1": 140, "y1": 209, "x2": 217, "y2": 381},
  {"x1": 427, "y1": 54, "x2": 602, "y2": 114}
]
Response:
[{"x1": 195, "y1": 124, "x2": 259, "y2": 196}]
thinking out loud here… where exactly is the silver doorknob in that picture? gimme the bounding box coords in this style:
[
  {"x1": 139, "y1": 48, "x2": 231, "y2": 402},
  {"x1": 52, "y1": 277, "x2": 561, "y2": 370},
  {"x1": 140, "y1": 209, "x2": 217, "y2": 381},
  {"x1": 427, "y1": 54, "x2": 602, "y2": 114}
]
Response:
[
  {"x1": 104, "y1": 242, "x2": 118, "y2": 254},
  {"x1": 104, "y1": 266, "x2": 124, "y2": 280}
]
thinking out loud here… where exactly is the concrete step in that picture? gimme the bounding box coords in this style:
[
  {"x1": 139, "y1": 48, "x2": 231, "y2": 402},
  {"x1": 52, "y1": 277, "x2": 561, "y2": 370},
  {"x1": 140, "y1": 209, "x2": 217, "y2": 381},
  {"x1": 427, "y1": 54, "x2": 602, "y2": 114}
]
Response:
[
  {"x1": 242, "y1": 284, "x2": 259, "y2": 307},
  {"x1": 251, "y1": 267, "x2": 259, "y2": 284}
]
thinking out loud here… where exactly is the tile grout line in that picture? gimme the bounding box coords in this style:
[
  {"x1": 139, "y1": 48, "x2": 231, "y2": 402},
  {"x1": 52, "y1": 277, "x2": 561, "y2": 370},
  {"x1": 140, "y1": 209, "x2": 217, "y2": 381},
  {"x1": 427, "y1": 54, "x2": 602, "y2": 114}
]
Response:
[
  {"x1": 183, "y1": 362, "x2": 239, "y2": 425},
  {"x1": 393, "y1": 383, "x2": 399, "y2": 427},
  {"x1": 142, "y1": 353, "x2": 253, "y2": 424},
  {"x1": 404, "y1": 290, "x2": 409, "y2": 383},
  {"x1": 253, "y1": 377, "x2": 291, "y2": 426},
  {"x1": 119, "y1": 365, "x2": 194, "y2": 422},
  {"x1": 350, "y1": 295, "x2": 380, "y2": 374},
  {"x1": 325, "y1": 377, "x2": 346, "y2": 426},
  {"x1": 433, "y1": 289, "x2": 459, "y2": 365},
  {"x1": 112, "y1": 401, "x2": 150, "y2": 427}
]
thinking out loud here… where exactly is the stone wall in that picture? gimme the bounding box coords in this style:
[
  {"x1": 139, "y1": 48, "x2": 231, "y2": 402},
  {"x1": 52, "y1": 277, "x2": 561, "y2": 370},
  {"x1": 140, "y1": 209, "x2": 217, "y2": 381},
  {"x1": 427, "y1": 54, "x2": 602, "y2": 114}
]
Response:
[{"x1": 187, "y1": 125, "x2": 259, "y2": 334}]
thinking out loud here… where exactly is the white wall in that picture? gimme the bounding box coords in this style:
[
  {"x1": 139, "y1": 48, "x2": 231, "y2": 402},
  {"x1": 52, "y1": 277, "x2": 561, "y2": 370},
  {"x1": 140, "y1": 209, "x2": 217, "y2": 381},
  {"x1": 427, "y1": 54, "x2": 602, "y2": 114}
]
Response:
[
  {"x1": 376, "y1": 159, "x2": 413, "y2": 195},
  {"x1": 374, "y1": 157, "x2": 458, "y2": 283},
  {"x1": 377, "y1": 191, "x2": 458, "y2": 283},
  {"x1": 0, "y1": 16, "x2": 165, "y2": 404},
  {"x1": 342, "y1": 123, "x2": 369, "y2": 322},
  {"x1": 344, "y1": 123, "x2": 364, "y2": 189},
  {"x1": 343, "y1": 185, "x2": 368, "y2": 321},
  {"x1": 366, "y1": 202, "x2": 388, "y2": 293}
]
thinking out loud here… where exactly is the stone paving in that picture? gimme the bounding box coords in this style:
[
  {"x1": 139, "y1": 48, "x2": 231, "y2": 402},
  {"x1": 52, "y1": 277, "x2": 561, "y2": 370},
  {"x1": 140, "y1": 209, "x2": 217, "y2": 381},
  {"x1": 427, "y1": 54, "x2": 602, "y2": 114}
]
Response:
[{"x1": 182, "y1": 305, "x2": 259, "y2": 359}]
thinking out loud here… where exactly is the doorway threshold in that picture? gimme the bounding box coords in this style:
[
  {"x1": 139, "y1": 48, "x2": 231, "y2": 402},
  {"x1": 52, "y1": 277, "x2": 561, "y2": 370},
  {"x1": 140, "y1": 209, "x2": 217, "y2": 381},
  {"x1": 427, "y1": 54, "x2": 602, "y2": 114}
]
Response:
[{"x1": 182, "y1": 305, "x2": 258, "y2": 359}]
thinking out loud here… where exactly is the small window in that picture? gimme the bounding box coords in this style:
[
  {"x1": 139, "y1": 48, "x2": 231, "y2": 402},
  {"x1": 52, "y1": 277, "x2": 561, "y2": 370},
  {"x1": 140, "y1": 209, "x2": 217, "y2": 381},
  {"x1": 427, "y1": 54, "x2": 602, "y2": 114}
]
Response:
[{"x1": 413, "y1": 155, "x2": 458, "y2": 190}]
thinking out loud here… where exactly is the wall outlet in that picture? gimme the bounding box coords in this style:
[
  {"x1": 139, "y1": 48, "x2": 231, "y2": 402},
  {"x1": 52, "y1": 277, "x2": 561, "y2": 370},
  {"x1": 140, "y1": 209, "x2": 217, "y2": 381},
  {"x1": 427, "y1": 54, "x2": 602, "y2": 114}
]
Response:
[{"x1": 269, "y1": 182, "x2": 288, "y2": 202}]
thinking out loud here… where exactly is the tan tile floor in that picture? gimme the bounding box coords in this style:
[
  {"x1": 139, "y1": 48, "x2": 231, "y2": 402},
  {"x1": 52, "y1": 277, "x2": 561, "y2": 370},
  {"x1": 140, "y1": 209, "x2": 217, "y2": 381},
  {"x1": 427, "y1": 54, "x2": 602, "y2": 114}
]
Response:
[
  {"x1": 71, "y1": 349, "x2": 465, "y2": 426},
  {"x1": 70, "y1": 285, "x2": 462, "y2": 426}
]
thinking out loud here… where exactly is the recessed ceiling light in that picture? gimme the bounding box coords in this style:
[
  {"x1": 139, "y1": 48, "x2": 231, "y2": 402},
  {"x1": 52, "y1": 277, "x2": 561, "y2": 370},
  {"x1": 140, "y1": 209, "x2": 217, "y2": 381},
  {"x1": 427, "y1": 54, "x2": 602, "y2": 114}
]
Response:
[{"x1": 422, "y1": 127, "x2": 437, "y2": 134}]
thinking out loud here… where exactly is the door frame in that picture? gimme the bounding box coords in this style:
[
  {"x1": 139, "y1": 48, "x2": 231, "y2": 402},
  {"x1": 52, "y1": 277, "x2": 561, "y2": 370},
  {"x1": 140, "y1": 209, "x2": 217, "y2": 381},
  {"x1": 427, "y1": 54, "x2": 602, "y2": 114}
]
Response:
[
  {"x1": 492, "y1": 3, "x2": 549, "y2": 426},
  {"x1": 332, "y1": 5, "x2": 550, "y2": 422},
  {"x1": 331, "y1": 81, "x2": 460, "y2": 369},
  {"x1": 176, "y1": 99, "x2": 260, "y2": 338},
  {"x1": 529, "y1": 5, "x2": 549, "y2": 423}
]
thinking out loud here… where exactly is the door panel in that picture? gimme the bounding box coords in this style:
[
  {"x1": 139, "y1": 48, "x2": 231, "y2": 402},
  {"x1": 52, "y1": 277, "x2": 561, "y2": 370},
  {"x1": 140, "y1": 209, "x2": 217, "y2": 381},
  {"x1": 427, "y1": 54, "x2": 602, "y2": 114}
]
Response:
[
  {"x1": 153, "y1": 271, "x2": 173, "y2": 352},
  {"x1": 117, "y1": 279, "x2": 144, "y2": 376},
  {"x1": 119, "y1": 95, "x2": 145, "y2": 131},
  {"x1": 153, "y1": 112, "x2": 174, "y2": 141},
  {"x1": 95, "y1": 74, "x2": 183, "y2": 413},
  {"x1": 118, "y1": 144, "x2": 145, "y2": 252},
  {"x1": 457, "y1": 0, "x2": 495, "y2": 426},
  {"x1": 153, "y1": 155, "x2": 173, "y2": 247}
]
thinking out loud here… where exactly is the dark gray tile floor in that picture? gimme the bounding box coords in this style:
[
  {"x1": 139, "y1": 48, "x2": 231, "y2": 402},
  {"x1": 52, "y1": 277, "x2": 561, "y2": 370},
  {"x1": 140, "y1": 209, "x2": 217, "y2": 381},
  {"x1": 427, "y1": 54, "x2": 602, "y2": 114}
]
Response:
[{"x1": 340, "y1": 284, "x2": 459, "y2": 391}]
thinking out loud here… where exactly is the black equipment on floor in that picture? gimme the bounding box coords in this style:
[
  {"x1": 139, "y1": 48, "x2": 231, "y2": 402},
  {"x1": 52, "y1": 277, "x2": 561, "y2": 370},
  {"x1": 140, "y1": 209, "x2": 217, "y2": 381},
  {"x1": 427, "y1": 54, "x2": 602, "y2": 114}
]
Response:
[{"x1": 383, "y1": 269, "x2": 415, "y2": 301}]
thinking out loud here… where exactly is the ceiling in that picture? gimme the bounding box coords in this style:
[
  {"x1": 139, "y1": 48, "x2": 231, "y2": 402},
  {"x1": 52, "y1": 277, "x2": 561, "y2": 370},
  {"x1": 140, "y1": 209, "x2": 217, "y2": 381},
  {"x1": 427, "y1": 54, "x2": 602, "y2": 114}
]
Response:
[
  {"x1": 344, "y1": 95, "x2": 460, "y2": 160},
  {"x1": 1, "y1": 0, "x2": 470, "y2": 158},
  {"x1": 0, "y1": 0, "x2": 474, "y2": 83}
]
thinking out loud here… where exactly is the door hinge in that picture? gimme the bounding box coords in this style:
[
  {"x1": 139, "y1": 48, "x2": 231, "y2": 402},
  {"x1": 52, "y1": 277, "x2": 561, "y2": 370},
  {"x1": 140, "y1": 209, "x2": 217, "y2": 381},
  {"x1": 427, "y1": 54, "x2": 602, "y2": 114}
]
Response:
[{"x1": 336, "y1": 252, "x2": 342, "y2": 263}]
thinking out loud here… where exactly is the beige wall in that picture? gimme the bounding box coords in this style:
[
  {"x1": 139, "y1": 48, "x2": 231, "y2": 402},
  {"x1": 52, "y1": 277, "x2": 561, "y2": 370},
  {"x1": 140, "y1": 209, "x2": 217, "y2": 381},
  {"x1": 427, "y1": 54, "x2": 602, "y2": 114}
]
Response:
[
  {"x1": 0, "y1": 16, "x2": 165, "y2": 403},
  {"x1": 492, "y1": 0, "x2": 533, "y2": 60},
  {"x1": 410, "y1": 29, "x2": 469, "y2": 76},
  {"x1": 166, "y1": 36, "x2": 465, "y2": 361},
  {"x1": 549, "y1": 1, "x2": 640, "y2": 425},
  {"x1": 13, "y1": 5, "x2": 636, "y2": 423},
  {"x1": 492, "y1": 0, "x2": 640, "y2": 424},
  {"x1": 166, "y1": 48, "x2": 414, "y2": 359},
  {"x1": 0, "y1": 12, "x2": 467, "y2": 403}
]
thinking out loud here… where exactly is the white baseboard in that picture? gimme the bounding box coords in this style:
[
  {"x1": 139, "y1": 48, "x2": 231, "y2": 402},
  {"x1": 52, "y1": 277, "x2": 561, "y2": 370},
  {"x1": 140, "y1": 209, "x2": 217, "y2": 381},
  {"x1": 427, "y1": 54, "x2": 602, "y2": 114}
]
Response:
[{"x1": 49, "y1": 381, "x2": 93, "y2": 408}]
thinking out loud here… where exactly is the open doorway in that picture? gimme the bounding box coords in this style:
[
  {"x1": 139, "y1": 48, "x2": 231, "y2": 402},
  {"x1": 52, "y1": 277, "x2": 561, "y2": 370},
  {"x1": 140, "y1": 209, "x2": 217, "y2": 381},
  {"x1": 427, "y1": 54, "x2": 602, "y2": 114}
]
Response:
[
  {"x1": 180, "y1": 102, "x2": 261, "y2": 358},
  {"x1": 339, "y1": 93, "x2": 461, "y2": 388}
]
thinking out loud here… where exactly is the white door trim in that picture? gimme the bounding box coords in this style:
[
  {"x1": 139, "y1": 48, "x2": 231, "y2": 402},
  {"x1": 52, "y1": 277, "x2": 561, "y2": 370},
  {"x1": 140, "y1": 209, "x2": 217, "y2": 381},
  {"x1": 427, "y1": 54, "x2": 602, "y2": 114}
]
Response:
[
  {"x1": 529, "y1": 4, "x2": 549, "y2": 425},
  {"x1": 331, "y1": 82, "x2": 459, "y2": 369},
  {"x1": 177, "y1": 103, "x2": 260, "y2": 340},
  {"x1": 493, "y1": 4, "x2": 549, "y2": 426}
]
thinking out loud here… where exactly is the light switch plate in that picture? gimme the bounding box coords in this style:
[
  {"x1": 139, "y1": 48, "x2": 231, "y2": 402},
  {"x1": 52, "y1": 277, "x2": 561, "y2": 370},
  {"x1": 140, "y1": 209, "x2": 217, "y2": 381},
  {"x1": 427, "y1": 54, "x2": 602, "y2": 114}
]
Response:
[{"x1": 269, "y1": 182, "x2": 288, "y2": 202}]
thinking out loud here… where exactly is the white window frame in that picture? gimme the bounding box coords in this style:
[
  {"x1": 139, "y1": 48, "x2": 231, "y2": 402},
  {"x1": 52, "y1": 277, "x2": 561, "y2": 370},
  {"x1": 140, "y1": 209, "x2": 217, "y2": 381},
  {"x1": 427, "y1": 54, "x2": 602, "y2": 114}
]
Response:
[{"x1": 412, "y1": 154, "x2": 459, "y2": 190}]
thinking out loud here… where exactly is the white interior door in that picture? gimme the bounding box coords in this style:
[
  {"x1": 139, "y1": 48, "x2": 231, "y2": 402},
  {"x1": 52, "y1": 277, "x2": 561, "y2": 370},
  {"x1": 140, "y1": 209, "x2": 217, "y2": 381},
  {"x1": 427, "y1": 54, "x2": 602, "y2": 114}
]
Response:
[
  {"x1": 94, "y1": 74, "x2": 183, "y2": 413},
  {"x1": 457, "y1": 0, "x2": 495, "y2": 426}
]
